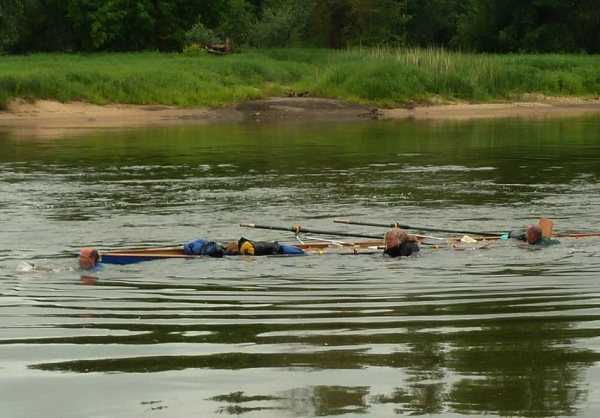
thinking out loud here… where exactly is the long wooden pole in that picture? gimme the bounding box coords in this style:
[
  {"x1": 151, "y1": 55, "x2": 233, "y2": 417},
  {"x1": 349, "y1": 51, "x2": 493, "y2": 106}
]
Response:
[
  {"x1": 334, "y1": 219, "x2": 503, "y2": 236},
  {"x1": 240, "y1": 223, "x2": 383, "y2": 240}
]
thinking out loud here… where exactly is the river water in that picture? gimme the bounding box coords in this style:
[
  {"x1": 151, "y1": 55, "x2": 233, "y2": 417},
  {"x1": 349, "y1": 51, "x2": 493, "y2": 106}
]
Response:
[{"x1": 1, "y1": 115, "x2": 600, "y2": 417}]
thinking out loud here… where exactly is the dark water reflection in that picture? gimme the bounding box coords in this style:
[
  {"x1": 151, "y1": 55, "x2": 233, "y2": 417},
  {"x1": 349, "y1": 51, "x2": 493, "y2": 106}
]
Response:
[{"x1": 1, "y1": 116, "x2": 600, "y2": 417}]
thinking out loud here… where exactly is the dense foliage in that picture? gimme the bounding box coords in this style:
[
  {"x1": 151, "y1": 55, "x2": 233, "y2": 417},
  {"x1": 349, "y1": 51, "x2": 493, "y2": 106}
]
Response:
[
  {"x1": 1, "y1": 49, "x2": 598, "y2": 110},
  {"x1": 1, "y1": 0, "x2": 598, "y2": 54}
]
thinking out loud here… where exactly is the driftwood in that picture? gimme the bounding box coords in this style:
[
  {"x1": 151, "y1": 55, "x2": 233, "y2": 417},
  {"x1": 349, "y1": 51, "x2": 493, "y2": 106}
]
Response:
[
  {"x1": 194, "y1": 37, "x2": 234, "y2": 55},
  {"x1": 283, "y1": 90, "x2": 310, "y2": 98}
]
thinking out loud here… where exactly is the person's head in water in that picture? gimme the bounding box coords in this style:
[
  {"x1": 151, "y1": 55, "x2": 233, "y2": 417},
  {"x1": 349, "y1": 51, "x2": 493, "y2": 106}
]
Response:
[
  {"x1": 525, "y1": 224, "x2": 543, "y2": 244},
  {"x1": 225, "y1": 242, "x2": 240, "y2": 255},
  {"x1": 384, "y1": 228, "x2": 409, "y2": 250},
  {"x1": 78, "y1": 247, "x2": 99, "y2": 268}
]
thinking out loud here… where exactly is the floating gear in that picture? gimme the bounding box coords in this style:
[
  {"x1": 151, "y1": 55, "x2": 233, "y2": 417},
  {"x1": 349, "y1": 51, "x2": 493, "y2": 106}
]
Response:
[
  {"x1": 183, "y1": 238, "x2": 224, "y2": 258},
  {"x1": 238, "y1": 237, "x2": 306, "y2": 256}
]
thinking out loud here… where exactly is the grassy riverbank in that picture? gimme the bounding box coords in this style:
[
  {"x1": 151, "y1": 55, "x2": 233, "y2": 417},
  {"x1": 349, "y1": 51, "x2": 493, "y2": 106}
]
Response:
[{"x1": 1, "y1": 48, "x2": 599, "y2": 110}]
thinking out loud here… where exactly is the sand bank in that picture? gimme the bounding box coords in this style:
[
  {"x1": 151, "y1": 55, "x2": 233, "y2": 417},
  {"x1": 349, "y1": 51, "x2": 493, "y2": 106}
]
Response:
[{"x1": 1, "y1": 97, "x2": 599, "y2": 137}]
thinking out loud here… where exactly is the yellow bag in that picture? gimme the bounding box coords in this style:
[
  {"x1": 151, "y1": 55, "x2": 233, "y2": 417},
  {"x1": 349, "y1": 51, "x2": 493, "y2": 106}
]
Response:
[{"x1": 240, "y1": 241, "x2": 255, "y2": 255}]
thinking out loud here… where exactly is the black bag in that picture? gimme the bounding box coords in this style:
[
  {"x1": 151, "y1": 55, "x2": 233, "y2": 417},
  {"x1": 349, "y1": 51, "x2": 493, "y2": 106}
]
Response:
[
  {"x1": 508, "y1": 230, "x2": 526, "y2": 241},
  {"x1": 238, "y1": 237, "x2": 282, "y2": 255}
]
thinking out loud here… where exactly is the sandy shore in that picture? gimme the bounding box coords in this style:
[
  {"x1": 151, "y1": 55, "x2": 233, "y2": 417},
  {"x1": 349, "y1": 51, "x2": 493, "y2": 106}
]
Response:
[{"x1": 1, "y1": 97, "x2": 599, "y2": 137}]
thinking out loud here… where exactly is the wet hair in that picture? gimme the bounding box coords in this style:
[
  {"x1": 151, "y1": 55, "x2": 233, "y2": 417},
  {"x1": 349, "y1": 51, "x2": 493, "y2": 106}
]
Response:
[
  {"x1": 225, "y1": 242, "x2": 240, "y2": 255},
  {"x1": 89, "y1": 248, "x2": 99, "y2": 264},
  {"x1": 384, "y1": 228, "x2": 418, "y2": 244},
  {"x1": 526, "y1": 224, "x2": 543, "y2": 241}
]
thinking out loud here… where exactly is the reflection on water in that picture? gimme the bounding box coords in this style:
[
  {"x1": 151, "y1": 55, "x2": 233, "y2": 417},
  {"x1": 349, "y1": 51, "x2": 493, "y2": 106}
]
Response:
[{"x1": 1, "y1": 116, "x2": 600, "y2": 417}]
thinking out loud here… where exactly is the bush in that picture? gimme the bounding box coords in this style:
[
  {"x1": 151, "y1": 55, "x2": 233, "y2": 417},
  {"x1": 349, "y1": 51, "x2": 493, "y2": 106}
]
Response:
[
  {"x1": 181, "y1": 44, "x2": 208, "y2": 57},
  {"x1": 185, "y1": 21, "x2": 220, "y2": 45}
]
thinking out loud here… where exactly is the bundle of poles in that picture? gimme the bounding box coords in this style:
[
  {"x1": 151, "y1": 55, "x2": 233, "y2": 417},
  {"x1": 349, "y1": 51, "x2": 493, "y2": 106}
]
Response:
[
  {"x1": 239, "y1": 220, "x2": 505, "y2": 245},
  {"x1": 239, "y1": 217, "x2": 577, "y2": 243}
]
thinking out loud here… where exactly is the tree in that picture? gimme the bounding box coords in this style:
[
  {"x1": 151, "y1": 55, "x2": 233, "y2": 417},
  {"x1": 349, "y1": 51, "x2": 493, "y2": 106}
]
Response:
[
  {"x1": 251, "y1": 0, "x2": 317, "y2": 47},
  {"x1": 453, "y1": 0, "x2": 585, "y2": 53},
  {"x1": 406, "y1": 0, "x2": 468, "y2": 48},
  {"x1": 152, "y1": 0, "x2": 229, "y2": 51},
  {"x1": 217, "y1": 0, "x2": 258, "y2": 46},
  {"x1": 9, "y1": 0, "x2": 74, "y2": 53},
  {"x1": 67, "y1": 0, "x2": 154, "y2": 51},
  {"x1": 0, "y1": 0, "x2": 24, "y2": 52},
  {"x1": 309, "y1": 0, "x2": 404, "y2": 48},
  {"x1": 570, "y1": 0, "x2": 600, "y2": 53},
  {"x1": 186, "y1": 0, "x2": 227, "y2": 29}
]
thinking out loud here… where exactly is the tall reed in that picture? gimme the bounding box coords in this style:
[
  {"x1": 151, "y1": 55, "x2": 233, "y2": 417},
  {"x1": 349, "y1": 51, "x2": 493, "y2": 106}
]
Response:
[{"x1": 0, "y1": 48, "x2": 598, "y2": 109}]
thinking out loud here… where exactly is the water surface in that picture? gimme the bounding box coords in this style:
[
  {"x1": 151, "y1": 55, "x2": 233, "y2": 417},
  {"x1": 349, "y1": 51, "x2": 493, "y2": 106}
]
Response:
[{"x1": 1, "y1": 116, "x2": 600, "y2": 417}]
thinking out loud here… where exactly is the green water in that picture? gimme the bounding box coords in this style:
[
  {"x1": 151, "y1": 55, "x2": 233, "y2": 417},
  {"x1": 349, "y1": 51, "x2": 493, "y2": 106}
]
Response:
[{"x1": 1, "y1": 115, "x2": 600, "y2": 417}]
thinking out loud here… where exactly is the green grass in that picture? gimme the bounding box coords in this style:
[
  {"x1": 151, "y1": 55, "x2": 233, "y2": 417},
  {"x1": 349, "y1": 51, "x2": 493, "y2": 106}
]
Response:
[{"x1": 0, "y1": 48, "x2": 599, "y2": 109}]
